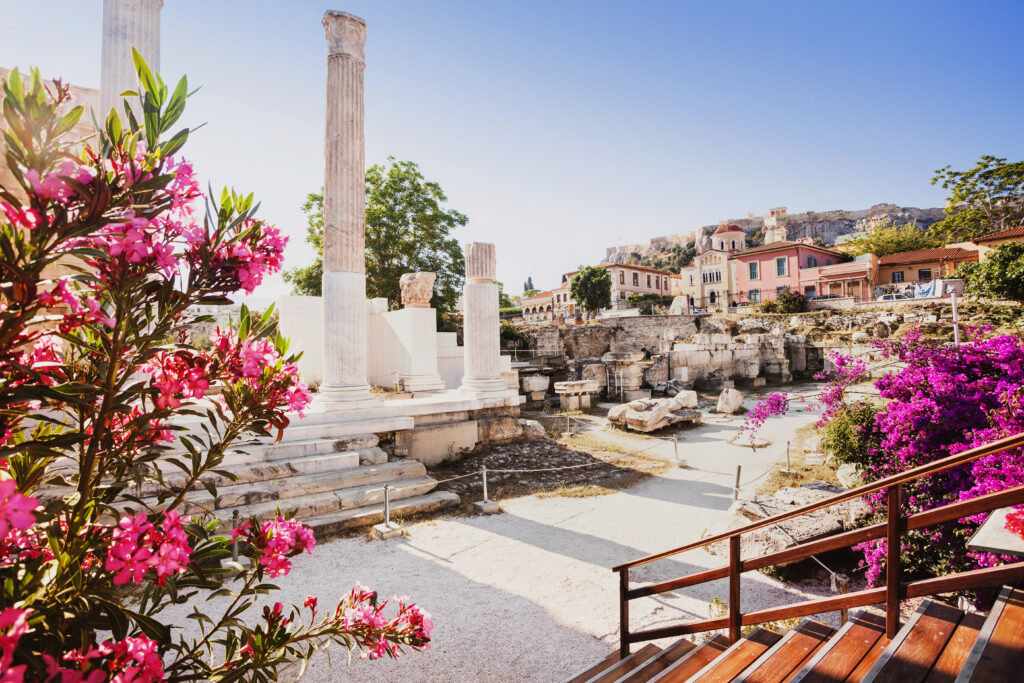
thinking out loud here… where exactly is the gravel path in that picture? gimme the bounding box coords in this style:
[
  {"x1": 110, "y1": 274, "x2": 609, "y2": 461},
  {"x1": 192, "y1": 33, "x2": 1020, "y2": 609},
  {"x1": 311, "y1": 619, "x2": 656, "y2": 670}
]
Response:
[{"x1": 173, "y1": 393, "x2": 831, "y2": 681}]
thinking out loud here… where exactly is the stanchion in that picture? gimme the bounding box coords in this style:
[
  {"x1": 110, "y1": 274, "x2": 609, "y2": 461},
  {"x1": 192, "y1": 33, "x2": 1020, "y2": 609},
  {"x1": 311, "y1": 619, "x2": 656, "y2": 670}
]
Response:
[
  {"x1": 733, "y1": 465, "x2": 742, "y2": 501},
  {"x1": 231, "y1": 509, "x2": 240, "y2": 564},
  {"x1": 780, "y1": 440, "x2": 793, "y2": 474},
  {"x1": 372, "y1": 484, "x2": 404, "y2": 539},
  {"x1": 674, "y1": 435, "x2": 686, "y2": 468},
  {"x1": 474, "y1": 465, "x2": 500, "y2": 514}
]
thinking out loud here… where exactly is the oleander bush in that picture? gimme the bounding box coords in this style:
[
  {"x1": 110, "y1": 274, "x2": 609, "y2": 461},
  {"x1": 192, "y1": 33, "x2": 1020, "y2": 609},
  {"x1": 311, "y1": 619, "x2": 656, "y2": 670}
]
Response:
[{"x1": 0, "y1": 54, "x2": 430, "y2": 681}]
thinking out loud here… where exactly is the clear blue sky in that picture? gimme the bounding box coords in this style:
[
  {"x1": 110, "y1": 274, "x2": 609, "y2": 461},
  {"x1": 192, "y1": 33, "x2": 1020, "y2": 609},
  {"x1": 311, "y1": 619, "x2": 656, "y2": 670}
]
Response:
[{"x1": 4, "y1": 1, "x2": 1023, "y2": 303}]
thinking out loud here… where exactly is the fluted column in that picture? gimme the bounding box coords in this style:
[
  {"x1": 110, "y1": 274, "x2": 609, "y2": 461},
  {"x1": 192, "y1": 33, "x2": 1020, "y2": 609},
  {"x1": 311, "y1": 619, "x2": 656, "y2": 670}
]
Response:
[
  {"x1": 320, "y1": 11, "x2": 375, "y2": 404},
  {"x1": 460, "y1": 243, "x2": 506, "y2": 393},
  {"x1": 100, "y1": 0, "x2": 162, "y2": 118}
]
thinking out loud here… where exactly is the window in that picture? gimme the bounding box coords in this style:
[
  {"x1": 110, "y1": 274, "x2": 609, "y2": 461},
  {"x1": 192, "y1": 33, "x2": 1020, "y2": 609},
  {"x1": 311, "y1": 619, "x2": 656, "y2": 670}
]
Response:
[
  {"x1": 748, "y1": 289, "x2": 761, "y2": 303},
  {"x1": 892, "y1": 271, "x2": 904, "y2": 283},
  {"x1": 719, "y1": 241, "x2": 725, "y2": 250},
  {"x1": 826, "y1": 259, "x2": 833, "y2": 265},
  {"x1": 689, "y1": 274, "x2": 694, "y2": 285},
  {"x1": 632, "y1": 273, "x2": 639, "y2": 286},
  {"x1": 807, "y1": 255, "x2": 817, "y2": 268},
  {"x1": 647, "y1": 274, "x2": 651, "y2": 287},
  {"x1": 655, "y1": 276, "x2": 660, "y2": 289},
  {"x1": 748, "y1": 262, "x2": 759, "y2": 280},
  {"x1": 777, "y1": 285, "x2": 789, "y2": 295},
  {"x1": 731, "y1": 240, "x2": 737, "y2": 250},
  {"x1": 804, "y1": 286, "x2": 816, "y2": 297},
  {"x1": 918, "y1": 268, "x2": 933, "y2": 281},
  {"x1": 776, "y1": 257, "x2": 787, "y2": 277},
  {"x1": 619, "y1": 271, "x2": 624, "y2": 284}
]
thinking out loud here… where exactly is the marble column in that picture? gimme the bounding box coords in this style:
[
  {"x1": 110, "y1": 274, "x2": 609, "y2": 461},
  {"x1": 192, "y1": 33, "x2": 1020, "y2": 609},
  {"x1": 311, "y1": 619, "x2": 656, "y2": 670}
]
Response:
[
  {"x1": 460, "y1": 243, "x2": 507, "y2": 393},
  {"x1": 320, "y1": 11, "x2": 375, "y2": 404},
  {"x1": 100, "y1": 0, "x2": 162, "y2": 118}
]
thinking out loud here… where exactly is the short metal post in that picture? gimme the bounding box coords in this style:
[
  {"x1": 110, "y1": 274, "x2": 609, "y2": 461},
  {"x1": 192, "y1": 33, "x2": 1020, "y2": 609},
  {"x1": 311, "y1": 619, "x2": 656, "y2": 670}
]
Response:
[
  {"x1": 733, "y1": 465, "x2": 742, "y2": 501},
  {"x1": 384, "y1": 484, "x2": 392, "y2": 527},
  {"x1": 231, "y1": 509, "x2": 239, "y2": 563},
  {"x1": 786, "y1": 441, "x2": 791, "y2": 472},
  {"x1": 836, "y1": 573, "x2": 850, "y2": 624},
  {"x1": 951, "y1": 291, "x2": 960, "y2": 345},
  {"x1": 482, "y1": 466, "x2": 489, "y2": 502}
]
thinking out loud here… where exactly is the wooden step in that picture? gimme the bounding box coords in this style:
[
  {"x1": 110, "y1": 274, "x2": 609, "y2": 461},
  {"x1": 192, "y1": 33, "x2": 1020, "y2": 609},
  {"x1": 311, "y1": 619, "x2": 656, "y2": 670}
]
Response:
[
  {"x1": 565, "y1": 650, "x2": 621, "y2": 683},
  {"x1": 689, "y1": 628, "x2": 784, "y2": 683},
  {"x1": 647, "y1": 635, "x2": 730, "y2": 683},
  {"x1": 955, "y1": 585, "x2": 1024, "y2": 682},
  {"x1": 923, "y1": 611, "x2": 984, "y2": 683},
  {"x1": 584, "y1": 643, "x2": 660, "y2": 683},
  {"x1": 861, "y1": 599, "x2": 963, "y2": 682},
  {"x1": 791, "y1": 610, "x2": 887, "y2": 683},
  {"x1": 734, "y1": 619, "x2": 835, "y2": 683},
  {"x1": 611, "y1": 638, "x2": 696, "y2": 682}
]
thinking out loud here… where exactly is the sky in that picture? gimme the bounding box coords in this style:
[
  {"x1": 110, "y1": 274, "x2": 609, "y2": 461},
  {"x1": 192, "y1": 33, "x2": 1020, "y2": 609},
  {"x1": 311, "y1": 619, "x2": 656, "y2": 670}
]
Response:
[{"x1": 4, "y1": 0, "x2": 1024, "y2": 304}]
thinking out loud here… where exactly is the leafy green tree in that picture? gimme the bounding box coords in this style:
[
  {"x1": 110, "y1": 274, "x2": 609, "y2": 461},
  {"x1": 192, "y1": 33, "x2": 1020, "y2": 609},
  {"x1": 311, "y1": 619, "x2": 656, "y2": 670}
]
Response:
[
  {"x1": 569, "y1": 265, "x2": 612, "y2": 318},
  {"x1": 284, "y1": 158, "x2": 467, "y2": 318},
  {"x1": 522, "y1": 288, "x2": 540, "y2": 297},
  {"x1": 959, "y1": 243, "x2": 1024, "y2": 301},
  {"x1": 496, "y1": 280, "x2": 514, "y2": 308},
  {"x1": 775, "y1": 289, "x2": 807, "y2": 314},
  {"x1": 841, "y1": 220, "x2": 941, "y2": 257},
  {"x1": 929, "y1": 155, "x2": 1024, "y2": 242}
]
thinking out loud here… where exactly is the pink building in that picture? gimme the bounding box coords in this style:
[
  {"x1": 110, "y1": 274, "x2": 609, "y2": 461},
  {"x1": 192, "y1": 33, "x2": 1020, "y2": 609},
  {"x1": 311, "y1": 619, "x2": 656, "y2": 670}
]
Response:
[{"x1": 730, "y1": 240, "x2": 848, "y2": 304}]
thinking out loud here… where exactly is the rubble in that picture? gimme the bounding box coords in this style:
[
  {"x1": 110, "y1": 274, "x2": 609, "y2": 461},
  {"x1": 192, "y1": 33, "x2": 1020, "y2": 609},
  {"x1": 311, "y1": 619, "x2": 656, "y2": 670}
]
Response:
[{"x1": 607, "y1": 396, "x2": 703, "y2": 433}]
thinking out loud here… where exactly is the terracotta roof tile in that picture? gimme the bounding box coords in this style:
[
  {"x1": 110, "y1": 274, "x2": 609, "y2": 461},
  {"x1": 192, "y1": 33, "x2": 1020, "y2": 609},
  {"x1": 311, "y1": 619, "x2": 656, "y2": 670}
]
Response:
[
  {"x1": 973, "y1": 226, "x2": 1024, "y2": 243},
  {"x1": 877, "y1": 247, "x2": 979, "y2": 266},
  {"x1": 714, "y1": 223, "x2": 743, "y2": 235},
  {"x1": 729, "y1": 241, "x2": 846, "y2": 259}
]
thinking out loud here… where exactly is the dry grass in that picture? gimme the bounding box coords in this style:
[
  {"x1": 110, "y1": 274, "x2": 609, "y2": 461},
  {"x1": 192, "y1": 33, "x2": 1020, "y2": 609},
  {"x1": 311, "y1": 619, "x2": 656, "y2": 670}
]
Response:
[
  {"x1": 757, "y1": 422, "x2": 841, "y2": 497},
  {"x1": 534, "y1": 484, "x2": 617, "y2": 499}
]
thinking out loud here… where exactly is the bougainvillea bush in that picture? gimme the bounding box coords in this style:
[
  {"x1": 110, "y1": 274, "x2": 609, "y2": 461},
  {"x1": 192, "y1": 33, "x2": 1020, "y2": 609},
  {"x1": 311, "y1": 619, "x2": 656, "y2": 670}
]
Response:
[
  {"x1": 746, "y1": 327, "x2": 1024, "y2": 589},
  {"x1": 0, "y1": 56, "x2": 430, "y2": 681}
]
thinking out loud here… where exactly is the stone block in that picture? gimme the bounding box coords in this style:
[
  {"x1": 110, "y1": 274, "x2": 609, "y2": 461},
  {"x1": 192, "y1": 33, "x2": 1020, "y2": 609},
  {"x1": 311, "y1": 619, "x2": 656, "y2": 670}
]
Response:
[
  {"x1": 621, "y1": 389, "x2": 652, "y2": 401},
  {"x1": 581, "y1": 363, "x2": 607, "y2": 389},
  {"x1": 519, "y1": 419, "x2": 545, "y2": 437},
  {"x1": 560, "y1": 394, "x2": 581, "y2": 411},
  {"x1": 396, "y1": 420, "x2": 478, "y2": 466},
  {"x1": 475, "y1": 415, "x2": 522, "y2": 443},
  {"x1": 716, "y1": 388, "x2": 745, "y2": 414},
  {"x1": 673, "y1": 389, "x2": 699, "y2": 408},
  {"x1": 607, "y1": 396, "x2": 703, "y2": 433},
  {"x1": 520, "y1": 375, "x2": 550, "y2": 393}
]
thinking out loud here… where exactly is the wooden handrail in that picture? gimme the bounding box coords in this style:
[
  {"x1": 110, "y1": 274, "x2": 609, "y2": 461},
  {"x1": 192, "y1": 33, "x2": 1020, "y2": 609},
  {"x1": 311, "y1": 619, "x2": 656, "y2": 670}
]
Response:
[
  {"x1": 614, "y1": 432, "x2": 1024, "y2": 657},
  {"x1": 613, "y1": 431, "x2": 1024, "y2": 571}
]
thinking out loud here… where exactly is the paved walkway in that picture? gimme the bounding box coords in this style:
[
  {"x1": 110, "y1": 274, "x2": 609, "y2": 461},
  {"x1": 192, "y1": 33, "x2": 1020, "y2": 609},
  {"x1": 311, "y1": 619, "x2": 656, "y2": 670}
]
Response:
[{"x1": 269, "y1": 393, "x2": 827, "y2": 681}]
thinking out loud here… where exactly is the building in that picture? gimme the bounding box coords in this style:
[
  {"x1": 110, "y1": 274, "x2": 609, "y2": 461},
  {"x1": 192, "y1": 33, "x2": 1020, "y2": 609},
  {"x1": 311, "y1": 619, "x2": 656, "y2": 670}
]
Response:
[
  {"x1": 763, "y1": 207, "x2": 788, "y2": 244},
  {"x1": 971, "y1": 226, "x2": 1024, "y2": 259},
  {"x1": 561, "y1": 262, "x2": 674, "y2": 313},
  {"x1": 875, "y1": 247, "x2": 979, "y2": 286},
  {"x1": 800, "y1": 254, "x2": 878, "y2": 301},
  {"x1": 520, "y1": 290, "x2": 554, "y2": 322},
  {"x1": 679, "y1": 223, "x2": 747, "y2": 310},
  {"x1": 731, "y1": 239, "x2": 848, "y2": 304}
]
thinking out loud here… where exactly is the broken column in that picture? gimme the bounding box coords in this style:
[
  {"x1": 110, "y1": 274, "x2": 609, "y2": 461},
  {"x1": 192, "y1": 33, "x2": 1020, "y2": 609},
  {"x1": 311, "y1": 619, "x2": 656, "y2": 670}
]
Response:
[
  {"x1": 460, "y1": 243, "x2": 506, "y2": 393},
  {"x1": 320, "y1": 11, "x2": 375, "y2": 405},
  {"x1": 392, "y1": 272, "x2": 446, "y2": 392},
  {"x1": 100, "y1": 0, "x2": 163, "y2": 117}
]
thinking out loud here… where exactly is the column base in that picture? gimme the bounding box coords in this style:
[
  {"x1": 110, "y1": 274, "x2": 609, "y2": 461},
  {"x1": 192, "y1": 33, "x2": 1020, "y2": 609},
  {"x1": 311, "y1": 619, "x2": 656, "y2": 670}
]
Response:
[
  {"x1": 318, "y1": 382, "x2": 379, "y2": 408},
  {"x1": 460, "y1": 377, "x2": 509, "y2": 393}
]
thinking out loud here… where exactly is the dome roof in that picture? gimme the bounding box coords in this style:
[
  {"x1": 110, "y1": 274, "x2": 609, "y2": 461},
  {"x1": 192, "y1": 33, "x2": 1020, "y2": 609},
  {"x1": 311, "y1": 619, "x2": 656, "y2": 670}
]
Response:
[{"x1": 714, "y1": 223, "x2": 743, "y2": 235}]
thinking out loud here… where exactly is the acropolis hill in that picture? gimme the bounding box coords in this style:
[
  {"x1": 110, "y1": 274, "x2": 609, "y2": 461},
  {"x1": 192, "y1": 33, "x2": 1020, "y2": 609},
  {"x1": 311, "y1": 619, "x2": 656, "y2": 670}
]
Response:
[{"x1": 604, "y1": 202, "x2": 946, "y2": 262}]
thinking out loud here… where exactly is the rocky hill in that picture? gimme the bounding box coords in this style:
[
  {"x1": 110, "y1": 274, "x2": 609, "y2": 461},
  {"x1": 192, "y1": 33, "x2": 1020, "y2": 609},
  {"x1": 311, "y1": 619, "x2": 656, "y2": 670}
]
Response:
[{"x1": 605, "y1": 203, "x2": 946, "y2": 263}]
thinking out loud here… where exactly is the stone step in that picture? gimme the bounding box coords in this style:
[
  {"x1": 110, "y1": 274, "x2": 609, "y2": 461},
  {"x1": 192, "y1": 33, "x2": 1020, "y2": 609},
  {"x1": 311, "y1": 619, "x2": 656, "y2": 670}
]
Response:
[
  {"x1": 144, "y1": 450, "x2": 363, "y2": 497},
  {"x1": 303, "y1": 490, "x2": 460, "y2": 536},
  {"x1": 222, "y1": 433, "x2": 379, "y2": 465},
  {"x1": 272, "y1": 419, "x2": 399, "y2": 442},
  {"x1": 167, "y1": 460, "x2": 428, "y2": 517},
  {"x1": 214, "y1": 472, "x2": 440, "y2": 524}
]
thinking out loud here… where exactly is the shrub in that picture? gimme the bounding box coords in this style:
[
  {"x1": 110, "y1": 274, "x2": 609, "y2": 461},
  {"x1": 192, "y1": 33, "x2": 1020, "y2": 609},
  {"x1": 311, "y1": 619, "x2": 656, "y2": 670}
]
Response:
[
  {"x1": 0, "y1": 60, "x2": 430, "y2": 679},
  {"x1": 817, "y1": 400, "x2": 882, "y2": 471},
  {"x1": 775, "y1": 289, "x2": 807, "y2": 314}
]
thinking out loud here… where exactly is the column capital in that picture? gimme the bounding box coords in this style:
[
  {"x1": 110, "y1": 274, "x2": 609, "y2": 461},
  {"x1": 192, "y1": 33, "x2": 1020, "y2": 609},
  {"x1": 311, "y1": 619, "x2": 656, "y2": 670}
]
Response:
[
  {"x1": 323, "y1": 10, "x2": 366, "y2": 62},
  {"x1": 465, "y1": 242, "x2": 496, "y2": 282}
]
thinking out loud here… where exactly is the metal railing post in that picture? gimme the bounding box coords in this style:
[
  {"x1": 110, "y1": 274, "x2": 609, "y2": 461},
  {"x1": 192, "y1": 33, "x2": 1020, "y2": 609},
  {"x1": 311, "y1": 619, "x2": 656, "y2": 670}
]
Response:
[
  {"x1": 384, "y1": 484, "x2": 392, "y2": 527},
  {"x1": 481, "y1": 466, "x2": 488, "y2": 502},
  {"x1": 886, "y1": 484, "x2": 903, "y2": 638},
  {"x1": 619, "y1": 568, "x2": 631, "y2": 658},
  {"x1": 733, "y1": 465, "x2": 742, "y2": 501},
  {"x1": 729, "y1": 536, "x2": 741, "y2": 643}
]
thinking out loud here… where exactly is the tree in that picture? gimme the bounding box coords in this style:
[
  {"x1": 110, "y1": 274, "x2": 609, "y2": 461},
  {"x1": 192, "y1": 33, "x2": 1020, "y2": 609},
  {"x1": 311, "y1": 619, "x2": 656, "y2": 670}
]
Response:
[
  {"x1": 284, "y1": 158, "x2": 468, "y2": 318},
  {"x1": 929, "y1": 155, "x2": 1024, "y2": 242},
  {"x1": 569, "y1": 266, "x2": 612, "y2": 318},
  {"x1": 840, "y1": 221, "x2": 941, "y2": 257},
  {"x1": 523, "y1": 276, "x2": 534, "y2": 292},
  {"x1": 960, "y1": 243, "x2": 1024, "y2": 301},
  {"x1": 522, "y1": 288, "x2": 539, "y2": 297},
  {"x1": 496, "y1": 280, "x2": 514, "y2": 308},
  {"x1": 0, "y1": 60, "x2": 429, "y2": 680}
]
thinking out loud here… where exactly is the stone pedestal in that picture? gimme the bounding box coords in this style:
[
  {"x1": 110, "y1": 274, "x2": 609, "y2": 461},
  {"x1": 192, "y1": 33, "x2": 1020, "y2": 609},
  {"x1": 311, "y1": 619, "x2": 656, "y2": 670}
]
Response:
[
  {"x1": 320, "y1": 11, "x2": 376, "y2": 406},
  {"x1": 100, "y1": 0, "x2": 162, "y2": 118},
  {"x1": 460, "y1": 243, "x2": 506, "y2": 393},
  {"x1": 520, "y1": 375, "x2": 550, "y2": 402},
  {"x1": 385, "y1": 307, "x2": 446, "y2": 392},
  {"x1": 554, "y1": 380, "x2": 600, "y2": 410}
]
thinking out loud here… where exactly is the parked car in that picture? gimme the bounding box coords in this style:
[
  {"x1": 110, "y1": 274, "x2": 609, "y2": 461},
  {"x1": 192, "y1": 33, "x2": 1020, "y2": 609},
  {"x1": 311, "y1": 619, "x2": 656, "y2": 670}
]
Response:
[{"x1": 876, "y1": 293, "x2": 908, "y2": 302}]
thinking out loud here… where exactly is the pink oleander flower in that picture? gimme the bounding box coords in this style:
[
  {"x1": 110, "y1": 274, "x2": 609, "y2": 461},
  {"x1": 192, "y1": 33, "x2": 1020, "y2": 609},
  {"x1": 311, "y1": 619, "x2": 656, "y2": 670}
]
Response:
[
  {"x1": 0, "y1": 480, "x2": 38, "y2": 539},
  {"x1": 105, "y1": 512, "x2": 192, "y2": 586},
  {"x1": 0, "y1": 607, "x2": 31, "y2": 680},
  {"x1": 238, "y1": 515, "x2": 315, "y2": 578}
]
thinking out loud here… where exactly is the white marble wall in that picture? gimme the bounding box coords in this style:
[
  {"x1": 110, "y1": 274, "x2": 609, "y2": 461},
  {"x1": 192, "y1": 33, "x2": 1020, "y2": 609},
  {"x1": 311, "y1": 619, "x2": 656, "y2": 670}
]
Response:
[{"x1": 100, "y1": 0, "x2": 162, "y2": 118}]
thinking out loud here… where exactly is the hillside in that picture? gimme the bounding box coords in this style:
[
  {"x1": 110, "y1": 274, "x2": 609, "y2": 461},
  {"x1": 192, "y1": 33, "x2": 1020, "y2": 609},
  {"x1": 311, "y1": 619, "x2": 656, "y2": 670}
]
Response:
[{"x1": 605, "y1": 203, "x2": 945, "y2": 264}]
